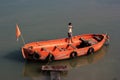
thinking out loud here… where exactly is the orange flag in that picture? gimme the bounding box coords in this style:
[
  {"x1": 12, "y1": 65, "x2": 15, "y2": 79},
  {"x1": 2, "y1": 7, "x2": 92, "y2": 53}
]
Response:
[{"x1": 16, "y1": 24, "x2": 21, "y2": 41}]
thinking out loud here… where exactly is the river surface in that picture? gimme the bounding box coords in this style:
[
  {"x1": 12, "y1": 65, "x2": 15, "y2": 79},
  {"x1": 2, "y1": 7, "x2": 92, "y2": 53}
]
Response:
[{"x1": 0, "y1": 0, "x2": 120, "y2": 80}]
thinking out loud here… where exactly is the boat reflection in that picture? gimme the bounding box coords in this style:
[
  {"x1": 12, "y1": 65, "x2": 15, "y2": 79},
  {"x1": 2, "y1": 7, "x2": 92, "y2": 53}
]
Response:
[{"x1": 23, "y1": 45, "x2": 109, "y2": 80}]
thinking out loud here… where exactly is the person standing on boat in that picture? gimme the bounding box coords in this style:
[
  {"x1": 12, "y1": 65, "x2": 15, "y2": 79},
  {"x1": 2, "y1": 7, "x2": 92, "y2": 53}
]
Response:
[{"x1": 68, "y1": 22, "x2": 73, "y2": 43}]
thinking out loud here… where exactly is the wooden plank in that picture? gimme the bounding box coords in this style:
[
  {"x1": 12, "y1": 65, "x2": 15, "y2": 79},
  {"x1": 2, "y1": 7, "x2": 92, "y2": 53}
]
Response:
[
  {"x1": 68, "y1": 44, "x2": 77, "y2": 49},
  {"x1": 55, "y1": 46, "x2": 63, "y2": 51},
  {"x1": 41, "y1": 47, "x2": 52, "y2": 53},
  {"x1": 41, "y1": 65, "x2": 68, "y2": 71}
]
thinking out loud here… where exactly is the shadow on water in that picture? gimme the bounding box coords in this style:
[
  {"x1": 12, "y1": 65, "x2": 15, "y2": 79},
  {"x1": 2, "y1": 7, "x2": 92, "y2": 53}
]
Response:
[
  {"x1": 23, "y1": 45, "x2": 109, "y2": 80},
  {"x1": 3, "y1": 49, "x2": 25, "y2": 63}
]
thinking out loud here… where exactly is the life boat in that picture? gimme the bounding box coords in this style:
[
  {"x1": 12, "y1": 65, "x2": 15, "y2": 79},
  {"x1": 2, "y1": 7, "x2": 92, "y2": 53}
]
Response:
[{"x1": 21, "y1": 33, "x2": 109, "y2": 61}]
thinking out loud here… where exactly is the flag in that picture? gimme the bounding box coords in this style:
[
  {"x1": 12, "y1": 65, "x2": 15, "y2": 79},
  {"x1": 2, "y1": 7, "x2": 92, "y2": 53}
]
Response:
[{"x1": 16, "y1": 24, "x2": 21, "y2": 41}]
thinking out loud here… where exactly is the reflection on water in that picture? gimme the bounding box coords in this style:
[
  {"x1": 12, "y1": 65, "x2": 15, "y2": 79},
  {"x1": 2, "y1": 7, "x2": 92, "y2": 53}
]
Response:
[{"x1": 23, "y1": 45, "x2": 109, "y2": 80}]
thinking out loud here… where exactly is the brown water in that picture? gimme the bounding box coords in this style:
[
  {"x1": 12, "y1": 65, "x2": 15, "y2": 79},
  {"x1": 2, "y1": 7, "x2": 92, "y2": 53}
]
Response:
[{"x1": 0, "y1": 0, "x2": 120, "y2": 80}]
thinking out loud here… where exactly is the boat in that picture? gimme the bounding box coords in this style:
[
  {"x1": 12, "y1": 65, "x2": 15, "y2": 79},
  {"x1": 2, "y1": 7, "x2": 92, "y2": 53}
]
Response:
[
  {"x1": 23, "y1": 45, "x2": 109, "y2": 77},
  {"x1": 21, "y1": 33, "x2": 109, "y2": 61}
]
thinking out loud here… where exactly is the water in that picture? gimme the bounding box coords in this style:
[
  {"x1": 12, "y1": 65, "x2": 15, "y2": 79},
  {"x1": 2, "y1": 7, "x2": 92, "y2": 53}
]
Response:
[{"x1": 0, "y1": 0, "x2": 120, "y2": 80}]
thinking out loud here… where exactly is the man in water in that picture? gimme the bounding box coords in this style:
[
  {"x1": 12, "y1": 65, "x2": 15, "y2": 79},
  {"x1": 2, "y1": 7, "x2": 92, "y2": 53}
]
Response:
[{"x1": 68, "y1": 22, "x2": 73, "y2": 43}]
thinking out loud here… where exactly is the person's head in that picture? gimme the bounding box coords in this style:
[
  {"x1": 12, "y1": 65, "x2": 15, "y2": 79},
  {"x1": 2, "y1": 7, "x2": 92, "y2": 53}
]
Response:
[{"x1": 68, "y1": 22, "x2": 72, "y2": 25}]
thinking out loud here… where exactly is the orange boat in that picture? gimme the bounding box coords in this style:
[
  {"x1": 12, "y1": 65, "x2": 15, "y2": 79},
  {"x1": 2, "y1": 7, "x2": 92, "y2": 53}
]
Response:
[{"x1": 21, "y1": 34, "x2": 109, "y2": 61}]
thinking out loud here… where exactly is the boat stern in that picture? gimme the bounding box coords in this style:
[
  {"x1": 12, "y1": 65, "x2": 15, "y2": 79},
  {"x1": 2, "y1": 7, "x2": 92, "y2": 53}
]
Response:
[
  {"x1": 22, "y1": 46, "x2": 33, "y2": 59},
  {"x1": 21, "y1": 45, "x2": 41, "y2": 60},
  {"x1": 22, "y1": 47, "x2": 33, "y2": 59}
]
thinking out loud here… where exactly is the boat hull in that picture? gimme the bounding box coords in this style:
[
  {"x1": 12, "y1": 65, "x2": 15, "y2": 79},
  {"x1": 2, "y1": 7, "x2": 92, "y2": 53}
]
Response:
[{"x1": 22, "y1": 34, "x2": 108, "y2": 61}]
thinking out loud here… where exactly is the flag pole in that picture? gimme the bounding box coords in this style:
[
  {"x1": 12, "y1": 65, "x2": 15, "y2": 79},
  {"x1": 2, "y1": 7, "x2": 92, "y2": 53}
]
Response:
[{"x1": 20, "y1": 34, "x2": 25, "y2": 45}]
